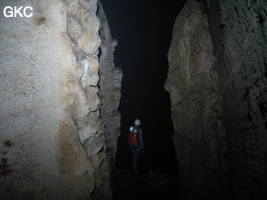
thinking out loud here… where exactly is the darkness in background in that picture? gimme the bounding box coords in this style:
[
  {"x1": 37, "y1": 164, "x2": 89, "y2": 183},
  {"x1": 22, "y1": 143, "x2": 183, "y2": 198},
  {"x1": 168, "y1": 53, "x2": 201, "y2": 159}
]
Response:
[{"x1": 100, "y1": 0, "x2": 188, "y2": 170}]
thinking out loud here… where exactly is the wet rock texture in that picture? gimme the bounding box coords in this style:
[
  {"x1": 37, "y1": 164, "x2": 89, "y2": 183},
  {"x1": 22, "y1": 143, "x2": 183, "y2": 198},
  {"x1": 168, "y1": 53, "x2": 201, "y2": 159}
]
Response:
[
  {"x1": 166, "y1": 0, "x2": 267, "y2": 199},
  {"x1": 0, "y1": 0, "x2": 120, "y2": 199}
]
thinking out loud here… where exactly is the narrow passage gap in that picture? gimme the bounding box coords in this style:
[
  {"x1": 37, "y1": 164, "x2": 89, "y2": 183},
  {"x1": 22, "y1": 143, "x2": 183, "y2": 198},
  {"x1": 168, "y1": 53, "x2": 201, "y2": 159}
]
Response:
[{"x1": 100, "y1": 0, "x2": 188, "y2": 199}]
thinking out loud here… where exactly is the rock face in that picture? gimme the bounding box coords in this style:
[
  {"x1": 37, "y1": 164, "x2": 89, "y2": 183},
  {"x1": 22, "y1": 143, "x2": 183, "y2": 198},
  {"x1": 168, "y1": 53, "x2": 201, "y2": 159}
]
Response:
[
  {"x1": 98, "y1": 2, "x2": 123, "y2": 167},
  {"x1": 165, "y1": 0, "x2": 267, "y2": 199},
  {"x1": 211, "y1": 1, "x2": 267, "y2": 199},
  {"x1": 0, "y1": 0, "x2": 120, "y2": 199},
  {"x1": 165, "y1": 1, "x2": 228, "y2": 199}
]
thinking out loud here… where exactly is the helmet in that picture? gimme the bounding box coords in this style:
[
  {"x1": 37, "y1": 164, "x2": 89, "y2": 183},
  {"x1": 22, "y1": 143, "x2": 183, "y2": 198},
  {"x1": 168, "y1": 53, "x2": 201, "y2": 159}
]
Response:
[{"x1": 134, "y1": 119, "x2": 140, "y2": 126}]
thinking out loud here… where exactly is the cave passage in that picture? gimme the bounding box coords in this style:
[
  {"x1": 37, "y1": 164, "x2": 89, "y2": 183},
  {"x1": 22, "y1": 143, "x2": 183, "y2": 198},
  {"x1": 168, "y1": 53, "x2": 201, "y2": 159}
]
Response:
[
  {"x1": 1, "y1": 0, "x2": 266, "y2": 199},
  {"x1": 101, "y1": 0, "x2": 187, "y2": 171},
  {"x1": 100, "y1": 0, "x2": 187, "y2": 199}
]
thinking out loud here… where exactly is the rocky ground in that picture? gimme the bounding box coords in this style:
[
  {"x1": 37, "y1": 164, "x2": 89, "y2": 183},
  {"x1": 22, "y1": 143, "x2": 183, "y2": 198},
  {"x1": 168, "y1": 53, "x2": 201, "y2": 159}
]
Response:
[{"x1": 111, "y1": 168, "x2": 181, "y2": 200}]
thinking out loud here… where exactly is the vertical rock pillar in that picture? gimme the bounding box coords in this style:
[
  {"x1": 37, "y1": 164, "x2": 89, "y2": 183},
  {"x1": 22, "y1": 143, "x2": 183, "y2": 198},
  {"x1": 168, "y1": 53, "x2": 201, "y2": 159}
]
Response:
[
  {"x1": 0, "y1": 0, "x2": 119, "y2": 199},
  {"x1": 165, "y1": 0, "x2": 228, "y2": 199},
  {"x1": 98, "y1": 2, "x2": 123, "y2": 168}
]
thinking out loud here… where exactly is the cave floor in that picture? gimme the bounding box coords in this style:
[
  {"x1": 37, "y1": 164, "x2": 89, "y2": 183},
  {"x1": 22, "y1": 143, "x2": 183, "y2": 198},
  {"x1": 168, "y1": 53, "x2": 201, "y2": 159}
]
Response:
[{"x1": 111, "y1": 168, "x2": 181, "y2": 200}]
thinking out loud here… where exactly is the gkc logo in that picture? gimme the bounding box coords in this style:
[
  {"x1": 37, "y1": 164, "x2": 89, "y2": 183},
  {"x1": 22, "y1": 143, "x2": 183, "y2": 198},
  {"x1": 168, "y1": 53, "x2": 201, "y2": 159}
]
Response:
[{"x1": 3, "y1": 6, "x2": 33, "y2": 18}]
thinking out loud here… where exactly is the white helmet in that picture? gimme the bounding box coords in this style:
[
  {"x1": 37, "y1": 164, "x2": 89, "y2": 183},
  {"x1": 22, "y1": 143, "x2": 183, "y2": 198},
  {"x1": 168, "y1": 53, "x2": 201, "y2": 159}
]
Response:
[{"x1": 134, "y1": 119, "x2": 140, "y2": 126}]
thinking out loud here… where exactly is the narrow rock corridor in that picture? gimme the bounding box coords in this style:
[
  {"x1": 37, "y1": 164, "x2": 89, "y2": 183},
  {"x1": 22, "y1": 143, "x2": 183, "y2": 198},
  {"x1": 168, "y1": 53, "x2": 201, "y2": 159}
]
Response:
[{"x1": 0, "y1": 0, "x2": 266, "y2": 200}]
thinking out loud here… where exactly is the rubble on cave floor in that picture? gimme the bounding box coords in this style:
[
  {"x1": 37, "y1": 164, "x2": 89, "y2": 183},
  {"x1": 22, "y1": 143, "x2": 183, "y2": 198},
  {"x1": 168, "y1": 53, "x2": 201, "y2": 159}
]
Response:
[{"x1": 111, "y1": 168, "x2": 181, "y2": 200}]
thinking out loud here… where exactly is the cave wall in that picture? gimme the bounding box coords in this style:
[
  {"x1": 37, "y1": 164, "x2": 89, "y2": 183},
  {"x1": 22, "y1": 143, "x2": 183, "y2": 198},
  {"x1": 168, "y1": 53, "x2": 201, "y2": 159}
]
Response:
[
  {"x1": 98, "y1": 2, "x2": 123, "y2": 167},
  {"x1": 0, "y1": 0, "x2": 119, "y2": 199},
  {"x1": 209, "y1": 0, "x2": 267, "y2": 199},
  {"x1": 165, "y1": 1, "x2": 228, "y2": 199},
  {"x1": 166, "y1": 0, "x2": 267, "y2": 199}
]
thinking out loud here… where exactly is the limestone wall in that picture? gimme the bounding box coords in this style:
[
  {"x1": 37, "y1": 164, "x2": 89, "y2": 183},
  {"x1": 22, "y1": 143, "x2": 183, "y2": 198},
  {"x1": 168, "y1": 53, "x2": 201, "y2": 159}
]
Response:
[
  {"x1": 0, "y1": 0, "x2": 119, "y2": 199},
  {"x1": 210, "y1": 0, "x2": 267, "y2": 199},
  {"x1": 166, "y1": 0, "x2": 267, "y2": 199},
  {"x1": 165, "y1": 1, "x2": 228, "y2": 199},
  {"x1": 98, "y1": 2, "x2": 123, "y2": 167}
]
